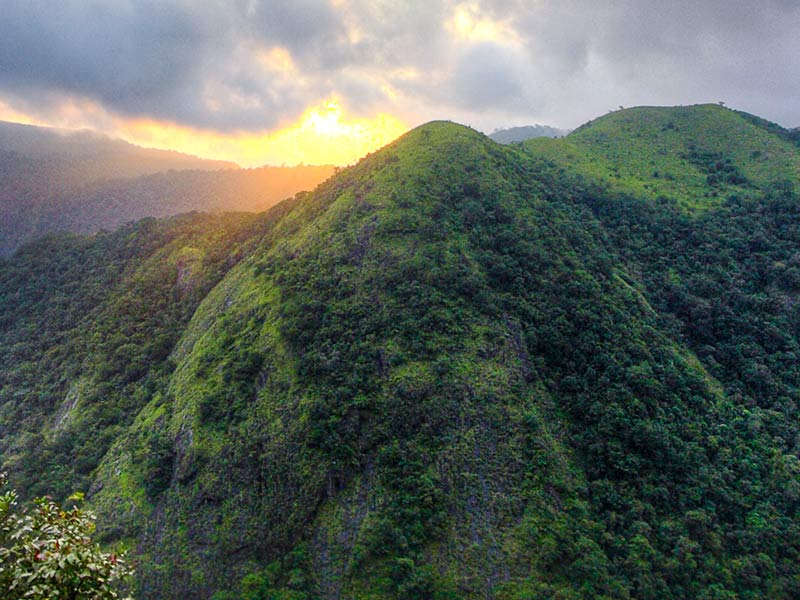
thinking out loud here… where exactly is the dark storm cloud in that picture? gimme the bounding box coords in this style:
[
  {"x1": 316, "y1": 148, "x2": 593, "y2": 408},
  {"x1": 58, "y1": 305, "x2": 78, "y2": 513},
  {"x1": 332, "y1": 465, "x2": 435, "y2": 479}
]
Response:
[
  {"x1": 0, "y1": 0, "x2": 797, "y2": 132},
  {"x1": 0, "y1": 1, "x2": 213, "y2": 112}
]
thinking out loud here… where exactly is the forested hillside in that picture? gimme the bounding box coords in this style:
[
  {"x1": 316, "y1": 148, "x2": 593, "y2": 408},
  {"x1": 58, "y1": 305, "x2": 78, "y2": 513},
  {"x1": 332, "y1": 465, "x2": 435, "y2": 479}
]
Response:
[{"x1": 1, "y1": 105, "x2": 799, "y2": 599}]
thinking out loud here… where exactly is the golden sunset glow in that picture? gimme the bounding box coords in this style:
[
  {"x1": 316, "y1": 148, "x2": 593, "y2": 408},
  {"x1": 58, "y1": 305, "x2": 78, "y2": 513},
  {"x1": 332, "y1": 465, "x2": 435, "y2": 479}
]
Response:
[
  {"x1": 0, "y1": 98, "x2": 409, "y2": 167},
  {"x1": 0, "y1": 2, "x2": 529, "y2": 168},
  {"x1": 0, "y1": 101, "x2": 51, "y2": 128},
  {"x1": 256, "y1": 46, "x2": 297, "y2": 74},
  {"x1": 126, "y1": 99, "x2": 408, "y2": 167}
]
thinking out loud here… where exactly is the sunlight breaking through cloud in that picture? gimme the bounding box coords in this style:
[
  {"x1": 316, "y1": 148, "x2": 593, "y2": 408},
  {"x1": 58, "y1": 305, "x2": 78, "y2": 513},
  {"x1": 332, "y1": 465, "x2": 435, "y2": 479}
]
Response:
[
  {"x1": 0, "y1": 97, "x2": 408, "y2": 167},
  {"x1": 120, "y1": 98, "x2": 408, "y2": 167}
]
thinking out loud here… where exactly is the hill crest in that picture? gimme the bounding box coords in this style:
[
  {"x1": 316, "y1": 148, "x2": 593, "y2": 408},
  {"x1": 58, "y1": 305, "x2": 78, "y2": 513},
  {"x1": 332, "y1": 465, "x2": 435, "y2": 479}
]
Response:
[{"x1": 524, "y1": 103, "x2": 799, "y2": 208}]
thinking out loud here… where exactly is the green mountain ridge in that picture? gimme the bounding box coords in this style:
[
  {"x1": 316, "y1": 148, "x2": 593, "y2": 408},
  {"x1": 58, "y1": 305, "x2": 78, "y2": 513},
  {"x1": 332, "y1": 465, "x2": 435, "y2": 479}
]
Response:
[
  {"x1": 526, "y1": 103, "x2": 799, "y2": 208},
  {"x1": 1, "y1": 106, "x2": 800, "y2": 599}
]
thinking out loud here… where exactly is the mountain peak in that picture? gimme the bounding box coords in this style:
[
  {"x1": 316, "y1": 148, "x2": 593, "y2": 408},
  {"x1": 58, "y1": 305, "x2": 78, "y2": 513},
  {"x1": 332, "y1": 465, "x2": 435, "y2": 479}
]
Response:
[
  {"x1": 523, "y1": 103, "x2": 799, "y2": 209},
  {"x1": 398, "y1": 120, "x2": 487, "y2": 145},
  {"x1": 572, "y1": 103, "x2": 733, "y2": 135}
]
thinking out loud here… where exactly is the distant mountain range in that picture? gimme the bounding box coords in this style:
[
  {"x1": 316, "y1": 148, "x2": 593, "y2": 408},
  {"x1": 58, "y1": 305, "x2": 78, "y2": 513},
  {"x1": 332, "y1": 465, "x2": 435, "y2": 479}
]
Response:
[
  {"x1": 488, "y1": 124, "x2": 568, "y2": 143},
  {"x1": 0, "y1": 120, "x2": 237, "y2": 180},
  {"x1": 0, "y1": 121, "x2": 335, "y2": 256}
]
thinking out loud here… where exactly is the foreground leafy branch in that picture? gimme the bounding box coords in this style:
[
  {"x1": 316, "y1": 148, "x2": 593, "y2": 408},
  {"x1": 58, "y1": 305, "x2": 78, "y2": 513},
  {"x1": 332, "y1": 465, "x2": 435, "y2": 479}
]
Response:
[{"x1": 0, "y1": 473, "x2": 133, "y2": 599}]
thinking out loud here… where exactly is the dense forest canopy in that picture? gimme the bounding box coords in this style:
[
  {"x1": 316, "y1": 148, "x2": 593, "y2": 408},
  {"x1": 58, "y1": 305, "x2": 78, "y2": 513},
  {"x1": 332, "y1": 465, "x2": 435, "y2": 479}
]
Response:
[{"x1": 1, "y1": 104, "x2": 799, "y2": 599}]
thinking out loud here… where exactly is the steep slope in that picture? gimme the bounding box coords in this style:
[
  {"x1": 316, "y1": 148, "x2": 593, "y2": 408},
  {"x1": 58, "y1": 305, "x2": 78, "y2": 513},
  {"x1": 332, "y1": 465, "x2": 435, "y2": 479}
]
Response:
[
  {"x1": 525, "y1": 104, "x2": 799, "y2": 208},
  {"x1": 2, "y1": 110, "x2": 800, "y2": 599},
  {"x1": 732, "y1": 111, "x2": 800, "y2": 149},
  {"x1": 88, "y1": 121, "x2": 799, "y2": 598},
  {"x1": 0, "y1": 208, "x2": 295, "y2": 499}
]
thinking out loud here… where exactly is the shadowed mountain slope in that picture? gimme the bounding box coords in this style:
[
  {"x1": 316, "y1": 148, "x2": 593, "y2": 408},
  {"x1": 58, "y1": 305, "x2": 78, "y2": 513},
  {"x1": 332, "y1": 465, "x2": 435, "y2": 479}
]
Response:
[
  {"x1": 0, "y1": 120, "x2": 236, "y2": 180},
  {"x1": 0, "y1": 120, "x2": 335, "y2": 256}
]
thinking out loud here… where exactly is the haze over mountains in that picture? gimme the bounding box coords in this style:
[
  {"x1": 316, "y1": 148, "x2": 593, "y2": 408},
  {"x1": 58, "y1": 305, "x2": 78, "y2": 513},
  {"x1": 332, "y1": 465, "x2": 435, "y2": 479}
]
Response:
[
  {"x1": 0, "y1": 120, "x2": 335, "y2": 256},
  {"x1": 488, "y1": 124, "x2": 568, "y2": 144},
  {"x1": 0, "y1": 120, "x2": 237, "y2": 176},
  {"x1": 2, "y1": 104, "x2": 800, "y2": 599}
]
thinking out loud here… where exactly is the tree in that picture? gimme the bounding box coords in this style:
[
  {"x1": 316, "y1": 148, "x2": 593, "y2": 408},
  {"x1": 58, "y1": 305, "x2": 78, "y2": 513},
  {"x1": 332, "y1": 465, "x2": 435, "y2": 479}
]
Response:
[{"x1": 0, "y1": 473, "x2": 133, "y2": 599}]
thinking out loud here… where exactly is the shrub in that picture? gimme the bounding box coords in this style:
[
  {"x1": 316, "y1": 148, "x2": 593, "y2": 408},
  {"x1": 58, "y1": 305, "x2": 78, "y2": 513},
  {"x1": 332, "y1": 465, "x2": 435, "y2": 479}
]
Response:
[{"x1": 0, "y1": 473, "x2": 133, "y2": 599}]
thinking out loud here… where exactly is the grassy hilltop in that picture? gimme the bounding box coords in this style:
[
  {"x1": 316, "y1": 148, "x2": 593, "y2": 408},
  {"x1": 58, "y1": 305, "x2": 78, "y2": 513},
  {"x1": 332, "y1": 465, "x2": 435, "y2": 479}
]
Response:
[{"x1": 525, "y1": 103, "x2": 799, "y2": 208}]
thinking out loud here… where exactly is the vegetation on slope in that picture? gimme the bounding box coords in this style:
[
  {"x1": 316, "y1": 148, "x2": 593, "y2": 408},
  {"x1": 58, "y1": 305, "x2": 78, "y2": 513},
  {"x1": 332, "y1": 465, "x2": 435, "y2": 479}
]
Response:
[
  {"x1": 0, "y1": 210, "x2": 274, "y2": 499},
  {"x1": 525, "y1": 104, "x2": 799, "y2": 209},
  {"x1": 0, "y1": 119, "x2": 235, "y2": 182},
  {"x1": 1, "y1": 105, "x2": 799, "y2": 599}
]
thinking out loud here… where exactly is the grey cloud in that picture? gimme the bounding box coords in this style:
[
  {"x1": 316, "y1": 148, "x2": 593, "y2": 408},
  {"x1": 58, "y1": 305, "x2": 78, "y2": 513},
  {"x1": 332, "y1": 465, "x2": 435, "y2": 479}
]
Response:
[
  {"x1": 498, "y1": 0, "x2": 800, "y2": 125},
  {"x1": 449, "y1": 44, "x2": 533, "y2": 111},
  {"x1": 0, "y1": 0, "x2": 797, "y2": 134},
  {"x1": 0, "y1": 1, "x2": 210, "y2": 101},
  {"x1": 345, "y1": 1, "x2": 450, "y2": 71},
  {"x1": 251, "y1": 0, "x2": 354, "y2": 70},
  {"x1": 0, "y1": 0, "x2": 233, "y2": 125}
]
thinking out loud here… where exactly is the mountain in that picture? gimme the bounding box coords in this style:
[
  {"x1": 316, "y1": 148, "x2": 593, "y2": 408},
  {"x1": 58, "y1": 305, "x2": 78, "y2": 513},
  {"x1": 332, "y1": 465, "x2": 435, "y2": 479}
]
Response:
[
  {"x1": 726, "y1": 111, "x2": 800, "y2": 149},
  {"x1": 524, "y1": 103, "x2": 800, "y2": 209},
  {"x1": 2, "y1": 105, "x2": 800, "y2": 599},
  {"x1": 0, "y1": 120, "x2": 236, "y2": 181},
  {"x1": 0, "y1": 120, "x2": 336, "y2": 256},
  {"x1": 489, "y1": 124, "x2": 566, "y2": 143},
  {"x1": 0, "y1": 163, "x2": 336, "y2": 256}
]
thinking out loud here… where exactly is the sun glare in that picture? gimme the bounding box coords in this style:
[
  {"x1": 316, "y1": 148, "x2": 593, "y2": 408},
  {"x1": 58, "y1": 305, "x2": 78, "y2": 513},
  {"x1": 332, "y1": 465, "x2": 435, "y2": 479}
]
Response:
[
  {"x1": 306, "y1": 100, "x2": 346, "y2": 136},
  {"x1": 230, "y1": 98, "x2": 408, "y2": 166}
]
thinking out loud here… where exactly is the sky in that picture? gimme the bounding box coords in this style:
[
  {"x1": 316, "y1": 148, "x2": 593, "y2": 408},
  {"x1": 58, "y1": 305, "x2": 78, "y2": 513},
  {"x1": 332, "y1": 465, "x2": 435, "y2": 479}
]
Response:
[{"x1": 0, "y1": 0, "x2": 798, "y2": 167}]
